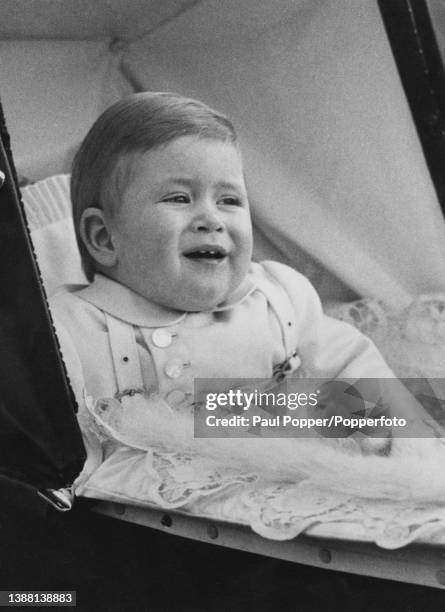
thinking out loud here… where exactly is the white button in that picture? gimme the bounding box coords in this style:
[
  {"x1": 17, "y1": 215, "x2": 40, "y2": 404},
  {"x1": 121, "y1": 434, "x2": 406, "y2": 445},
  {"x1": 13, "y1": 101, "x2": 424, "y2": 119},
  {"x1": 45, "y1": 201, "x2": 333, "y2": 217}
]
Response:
[
  {"x1": 165, "y1": 390, "x2": 187, "y2": 405},
  {"x1": 164, "y1": 361, "x2": 184, "y2": 379},
  {"x1": 152, "y1": 328, "x2": 173, "y2": 348}
]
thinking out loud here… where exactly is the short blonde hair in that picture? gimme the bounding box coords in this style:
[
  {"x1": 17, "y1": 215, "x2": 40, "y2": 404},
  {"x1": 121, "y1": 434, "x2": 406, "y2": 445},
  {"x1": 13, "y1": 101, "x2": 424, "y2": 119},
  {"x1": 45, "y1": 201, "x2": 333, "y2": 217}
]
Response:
[{"x1": 71, "y1": 92, "x2": 238, "y2": 280}]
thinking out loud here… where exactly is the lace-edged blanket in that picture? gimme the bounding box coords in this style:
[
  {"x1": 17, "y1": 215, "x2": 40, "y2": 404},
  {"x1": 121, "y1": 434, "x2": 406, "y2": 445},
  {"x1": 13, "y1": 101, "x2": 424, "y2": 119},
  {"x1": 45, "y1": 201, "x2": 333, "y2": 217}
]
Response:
[
  {"x1": 325, "y1": 294, "x2": 445, "y2": 382},
  {"x1": 77, "y1": 294, "x2": 445, "y2": 550}
]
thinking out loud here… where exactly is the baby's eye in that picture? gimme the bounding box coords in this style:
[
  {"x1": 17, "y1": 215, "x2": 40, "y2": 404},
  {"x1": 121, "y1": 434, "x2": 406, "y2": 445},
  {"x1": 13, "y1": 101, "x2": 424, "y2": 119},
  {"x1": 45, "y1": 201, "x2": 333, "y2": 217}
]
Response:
[
  {"x1": 161, "y1": 194, "x2": 190, "y2": 204},
  {"x1": 219, "y1": 196, "x2": 242, "y2": 207}
]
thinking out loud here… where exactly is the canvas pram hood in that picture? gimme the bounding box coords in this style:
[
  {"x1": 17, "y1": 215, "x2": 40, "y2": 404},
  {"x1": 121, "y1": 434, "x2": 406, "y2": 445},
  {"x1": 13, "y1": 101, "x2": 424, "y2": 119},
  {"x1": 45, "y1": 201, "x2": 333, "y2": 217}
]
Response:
[{"x1": 0, "y1": 105, "x2": 85, "y2": 494}]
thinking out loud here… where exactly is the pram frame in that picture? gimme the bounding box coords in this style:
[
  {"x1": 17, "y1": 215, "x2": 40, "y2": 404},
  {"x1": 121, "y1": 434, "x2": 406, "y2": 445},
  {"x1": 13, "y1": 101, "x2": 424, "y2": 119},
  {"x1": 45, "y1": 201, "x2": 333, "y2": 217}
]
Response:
[{"x1": 93, "y1": 501, "x2": 445, "y2": 590}]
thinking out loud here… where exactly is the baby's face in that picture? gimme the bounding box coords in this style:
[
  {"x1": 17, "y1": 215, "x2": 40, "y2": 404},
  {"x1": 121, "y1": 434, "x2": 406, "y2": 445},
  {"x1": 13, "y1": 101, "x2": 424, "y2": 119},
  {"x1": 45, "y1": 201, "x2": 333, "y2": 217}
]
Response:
[{"x1": 107, "y1": 136, "x2": 253, "y2": 311}]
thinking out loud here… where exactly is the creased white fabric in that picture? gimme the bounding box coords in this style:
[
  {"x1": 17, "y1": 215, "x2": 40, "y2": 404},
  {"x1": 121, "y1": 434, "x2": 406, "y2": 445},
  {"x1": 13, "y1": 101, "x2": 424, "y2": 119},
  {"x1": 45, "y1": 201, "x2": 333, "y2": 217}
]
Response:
[{"x1": 21, "y1": 174, "x2": 88, "y2": 295}]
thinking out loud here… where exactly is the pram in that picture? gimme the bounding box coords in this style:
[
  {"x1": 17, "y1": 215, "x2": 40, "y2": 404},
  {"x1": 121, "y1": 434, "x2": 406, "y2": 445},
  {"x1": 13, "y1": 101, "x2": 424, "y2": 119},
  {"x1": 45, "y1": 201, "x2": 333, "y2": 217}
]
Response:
[{"x1": 2, "y1": 0, "x2": 445, "y2": 608}]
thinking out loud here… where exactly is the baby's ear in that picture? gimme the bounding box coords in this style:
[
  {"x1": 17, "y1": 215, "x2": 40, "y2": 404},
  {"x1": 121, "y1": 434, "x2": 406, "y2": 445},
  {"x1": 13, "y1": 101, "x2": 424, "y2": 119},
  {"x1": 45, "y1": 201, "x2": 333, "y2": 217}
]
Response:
[{"x1": 79, "y1": 207, "x2": 117, "y2": 269}]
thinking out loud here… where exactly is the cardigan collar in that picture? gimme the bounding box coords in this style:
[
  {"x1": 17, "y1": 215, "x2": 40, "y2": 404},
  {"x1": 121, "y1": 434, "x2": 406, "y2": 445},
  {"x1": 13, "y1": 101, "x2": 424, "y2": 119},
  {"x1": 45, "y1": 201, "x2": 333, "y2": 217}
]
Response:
[{"x1": 75, "y1": 268, "x2": 257, "y2": 328}]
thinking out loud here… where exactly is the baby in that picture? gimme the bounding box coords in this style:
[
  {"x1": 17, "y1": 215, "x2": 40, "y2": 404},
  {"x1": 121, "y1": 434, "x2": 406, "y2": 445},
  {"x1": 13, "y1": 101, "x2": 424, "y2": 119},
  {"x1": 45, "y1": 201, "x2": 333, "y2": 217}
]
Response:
[{"x1": 50, "y1": 92, "x2": 438, "y2": 496}]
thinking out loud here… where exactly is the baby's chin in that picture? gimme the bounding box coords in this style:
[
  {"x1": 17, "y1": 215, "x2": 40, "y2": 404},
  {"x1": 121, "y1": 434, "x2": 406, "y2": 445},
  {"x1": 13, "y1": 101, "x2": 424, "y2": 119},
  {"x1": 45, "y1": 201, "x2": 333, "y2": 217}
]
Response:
[
  {"x1": 167, "y1": 292, "x2": 232, "y2": 313},
  {"x1": 161, "y1": 282, "x2": 244, "y2": 313}
]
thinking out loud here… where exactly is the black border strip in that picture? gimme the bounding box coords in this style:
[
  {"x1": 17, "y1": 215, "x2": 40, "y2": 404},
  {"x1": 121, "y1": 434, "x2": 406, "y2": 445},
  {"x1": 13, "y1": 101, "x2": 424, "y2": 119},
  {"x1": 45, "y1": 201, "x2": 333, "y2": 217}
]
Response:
[
  {"x1": 378, "y1": 0, "x2": 445, "y2": 214},
  {"x1": 0, "y1": 99, "x2": 86, "y2": 489}
]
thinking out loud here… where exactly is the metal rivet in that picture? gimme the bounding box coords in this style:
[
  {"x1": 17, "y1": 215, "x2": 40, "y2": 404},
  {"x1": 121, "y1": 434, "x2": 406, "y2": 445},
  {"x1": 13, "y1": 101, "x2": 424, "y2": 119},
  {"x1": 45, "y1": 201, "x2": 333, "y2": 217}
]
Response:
[
  {"x1": 114, "y1": 503, "x2": 125, "y2": 516},
  {"x1": 161, "y1": 514, "x2": 172, "y2": 527},
  {"x1": 288, "y1": 321, "x2": 292, "y2": 326},
  {"x1": 319, "y1": 548, "x2": 331, "y2": 564},
  {"x1": 207, "y1": 524, "x2": 218, "y2": 539},
  {"x1": 436, "y1": 569, "x2": 445, "y2": 585},
  {"x1": 122, "y1": 356, "x2": 129, "y2": 363}
]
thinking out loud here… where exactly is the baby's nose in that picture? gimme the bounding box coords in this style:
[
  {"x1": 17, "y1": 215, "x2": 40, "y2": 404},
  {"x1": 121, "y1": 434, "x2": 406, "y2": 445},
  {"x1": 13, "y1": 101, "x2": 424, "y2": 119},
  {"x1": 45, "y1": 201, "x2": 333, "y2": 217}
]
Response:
[{"x1": 191, "y1": 207, "x2": 224, "y2": 232}]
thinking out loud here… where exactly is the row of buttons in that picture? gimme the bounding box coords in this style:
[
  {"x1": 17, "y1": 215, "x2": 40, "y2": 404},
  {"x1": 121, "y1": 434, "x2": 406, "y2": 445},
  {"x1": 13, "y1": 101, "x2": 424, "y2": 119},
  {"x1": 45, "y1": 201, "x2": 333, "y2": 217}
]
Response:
[{"x1": 151, "y1": 328, "x2": 191, "y2": 407}]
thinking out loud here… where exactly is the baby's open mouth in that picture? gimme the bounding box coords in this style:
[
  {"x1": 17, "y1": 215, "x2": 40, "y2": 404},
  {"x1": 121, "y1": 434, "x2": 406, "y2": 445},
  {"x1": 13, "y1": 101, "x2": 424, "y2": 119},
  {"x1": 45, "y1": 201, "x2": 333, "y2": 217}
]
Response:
[{"x1": 183, "y1": 246, "x2": 228, "y2": 261}]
